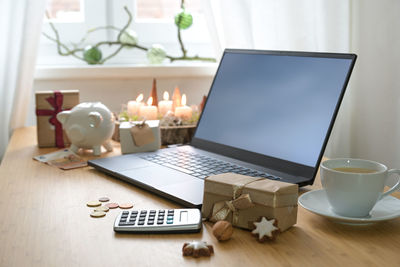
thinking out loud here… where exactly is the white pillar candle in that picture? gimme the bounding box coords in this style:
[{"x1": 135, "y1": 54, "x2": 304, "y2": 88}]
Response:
[
  {"x1": 158, "y1": 91, "x2": 173, "y2": 116},
  {"x1": 127, "y1": 94, "x2": 144, "y2": 117},
  {"x1": 174, "y1": 94, "x2": 192, "y2": 120},
  {"x1": 139, "y1": 97, "x2": 158, "y2": 120}
]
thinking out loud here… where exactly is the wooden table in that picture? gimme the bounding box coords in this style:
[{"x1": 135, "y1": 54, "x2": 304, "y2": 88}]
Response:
[{"x1": 1, "y1": 127, "x2": 399, "y2": 267}]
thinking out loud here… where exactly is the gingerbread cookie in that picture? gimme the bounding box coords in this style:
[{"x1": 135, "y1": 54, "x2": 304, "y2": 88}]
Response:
[
  {"x1": 182, "y1": 241, "x2": 214, "y2": 257},
  {"x1": 251, "y1": 217, "x2": 280, "y2": 242}
]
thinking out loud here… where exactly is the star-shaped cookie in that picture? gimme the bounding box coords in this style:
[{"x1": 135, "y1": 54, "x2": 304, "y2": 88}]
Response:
[
  {"x1": 252, "y1": 217, "x2": 280, "y2": 242},
  {"x1": 182, "y1": 241, "x2": 214, "y2": 257}
]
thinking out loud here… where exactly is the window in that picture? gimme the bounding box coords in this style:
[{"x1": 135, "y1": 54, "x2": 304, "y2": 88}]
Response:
[
  {"x1": 46, "y1": 0, "x2": 83, "y2": 22},
  {"x1": 136, "y1": 0, "x2": 202, "y2": 20},
  {"x1": 38, "y1": 0, "x2": 214, "y2": 66}
]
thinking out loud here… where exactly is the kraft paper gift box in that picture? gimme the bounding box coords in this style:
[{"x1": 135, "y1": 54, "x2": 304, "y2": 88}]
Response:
[
  {"x1": 119, "y1": 120, "x2": 161, "y2": 154},
  {"x1": 202, "y1": 173, "x2": 298, "y2": 232},
  {"x1": 35, "y1": 90, "x2": 79, "y2": 148}
]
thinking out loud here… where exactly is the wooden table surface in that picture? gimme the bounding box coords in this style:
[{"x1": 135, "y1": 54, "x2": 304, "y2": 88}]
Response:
[{"x1": 1, "y1": 127, "x2": 399, "y2": 267}]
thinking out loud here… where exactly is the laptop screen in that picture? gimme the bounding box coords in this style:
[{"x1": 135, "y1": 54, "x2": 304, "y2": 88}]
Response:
[{"x1": 193, "y1": 49, "x2": 356, "y2": 177}]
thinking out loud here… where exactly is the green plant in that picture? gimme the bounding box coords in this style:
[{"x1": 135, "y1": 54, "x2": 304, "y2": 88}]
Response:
[{"x1": 43, "y1": 1, "x2": 216, "y2": 65}]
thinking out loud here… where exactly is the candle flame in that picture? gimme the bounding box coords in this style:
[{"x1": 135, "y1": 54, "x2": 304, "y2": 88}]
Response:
[
  {"x1": 147, "y1": 97, "x2": 153, "y2": 106},
  {"x1": 163, "y1": 91, "x2": 169, "y2": 101},
  {"x1": 181, "y1": 94, "x2": 187, "y2": 106},
  {"x1": 136, "y1": 93, "x2": 144, "y2": 102}
]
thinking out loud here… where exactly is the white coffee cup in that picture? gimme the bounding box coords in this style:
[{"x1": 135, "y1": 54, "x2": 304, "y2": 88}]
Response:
[{"x1": 320, "y1": 158, "x2": 400, "y2": 217}]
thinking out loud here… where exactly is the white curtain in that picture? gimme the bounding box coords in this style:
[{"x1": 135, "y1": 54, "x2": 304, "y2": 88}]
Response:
[
  {"x1": 0, "y1": 0, "x2": 46, "y2": 160},
  {"x1": 204, "y1": 0, "x2": 400, "y2": 184}
]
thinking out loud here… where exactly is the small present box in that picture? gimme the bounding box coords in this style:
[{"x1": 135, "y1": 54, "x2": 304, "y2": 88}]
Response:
[
  {"x1": 202, "y1": 173, "x2": 298, "y2": 231},
  {"x1": 35, "y1": 90, "x2": 79, "y2": 148},
  {"x1": 120, "y1": 120, "x2": 161, "y2": 154}
]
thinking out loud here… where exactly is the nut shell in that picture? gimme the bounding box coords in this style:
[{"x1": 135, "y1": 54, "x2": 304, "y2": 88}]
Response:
[{"x1": 212, "y1": 221, "x2": 234, "y2": 241}]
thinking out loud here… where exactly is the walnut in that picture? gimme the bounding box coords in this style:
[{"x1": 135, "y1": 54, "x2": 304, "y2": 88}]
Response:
[
  {"x1": 212, "y1": 221, "x2": 233, "y2": 241},
  {"x1": 182, "y1": 241, "x2": 214, "y2": 257}
]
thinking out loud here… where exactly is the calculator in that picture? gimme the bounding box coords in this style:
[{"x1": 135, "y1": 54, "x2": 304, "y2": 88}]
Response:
[{"x1": 114, "y1": 208, "x2": 202, "y2": 233}]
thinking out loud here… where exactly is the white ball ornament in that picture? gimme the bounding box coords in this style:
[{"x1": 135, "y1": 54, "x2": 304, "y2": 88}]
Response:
[{"x1": 147, "y1": 44, "x2": 167, "y2": 64}]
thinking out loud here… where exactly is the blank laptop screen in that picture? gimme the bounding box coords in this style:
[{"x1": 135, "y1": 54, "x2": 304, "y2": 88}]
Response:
[{"x1": 194, "y1": 51, "x2": 354, "y2": 167}]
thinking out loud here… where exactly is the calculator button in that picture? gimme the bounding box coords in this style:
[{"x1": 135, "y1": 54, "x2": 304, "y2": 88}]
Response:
[
  {"x1": 147, "y1": 221, "x2": 154, "y2": 225},
  {"x1": 166, "y1": 220, "x2": 173, "y2": 224},
  {"x1": 125, "y1": 222, "x2": 135, "y2": 225},
  {"x1": 149, "y1": 210, "x2": 156, "y2": 214},
  {"x1": 122, "y1": 211, "x2": 129, "y2": 215},
  {"x1": 131, "y1": 211, "x2": 138, "y2": 214},
  {"x1": 138, "y1": 221, "x2": 145, "y2": 225}
]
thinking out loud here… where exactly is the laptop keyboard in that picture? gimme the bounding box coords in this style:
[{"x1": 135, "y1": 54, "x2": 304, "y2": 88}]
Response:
[{"x1": 140, "y1": 151, "x2": 280, "y2": 180}]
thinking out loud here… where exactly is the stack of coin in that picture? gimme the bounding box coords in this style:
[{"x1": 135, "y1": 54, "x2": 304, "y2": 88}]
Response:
[{"x1": 87, "y1": 197, "x2": 134, "y2": 218}]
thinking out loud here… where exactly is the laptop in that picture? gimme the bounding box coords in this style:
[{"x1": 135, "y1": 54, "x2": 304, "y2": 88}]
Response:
[{"x1": 88, "y1": 49, "x2": 357, "y2": 207}]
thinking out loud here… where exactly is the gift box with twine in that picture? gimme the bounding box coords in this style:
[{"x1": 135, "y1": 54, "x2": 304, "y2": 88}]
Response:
[
  {"x1": 202, "y1": 173, "x2": 298, "y2": 231},
  {"x1": 119, "y1": 120, "x2": 161, "y2": 154}
]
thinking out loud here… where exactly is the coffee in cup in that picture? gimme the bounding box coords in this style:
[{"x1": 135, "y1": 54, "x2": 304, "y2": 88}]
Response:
[{"x1": 320, "y1": 158, "x2": 400, "y2": 217}]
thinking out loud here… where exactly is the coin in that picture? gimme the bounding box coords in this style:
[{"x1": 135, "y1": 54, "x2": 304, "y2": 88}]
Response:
[
  {"x1": 86, "y1": 201, "x2": 102, "y2": 207},
  {"x1": 105, "y1": 203, "x2": 119, "y2": 209},
  {"x1": 94, "y1": 206, "x2": 109, "y2": 212},
  {"x1": 119, "y1": 203, "x2": 134, "y2": 209},
  {"x1": 90, "y1": 211, "x2": 106, "y2": 218},
  {"x1": 99, "y1": 197, "x2": 110, "y2": 202}
]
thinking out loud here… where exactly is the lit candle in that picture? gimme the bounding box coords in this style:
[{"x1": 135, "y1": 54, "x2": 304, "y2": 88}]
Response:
[
  {"x1": 127, "y1": 94, "x2": 144, "y2": 117},
  {"x1": 139, "y1": 97, "x2": 158, "y2": 120},
  {"x1": 174, "y1": 94, "x2": 192, "y2": 120},
  {"x1": 158, "y1": 91, "x2": 173, "y2": 116}
]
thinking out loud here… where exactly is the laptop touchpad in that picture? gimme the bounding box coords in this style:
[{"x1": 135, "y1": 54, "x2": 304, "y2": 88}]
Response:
[
  {"x1": 91, "y1": 156, "x2": 153, "y2": 172},
  {"x1": 120, "y1": 165, "x2": 196, "y2": 187}
]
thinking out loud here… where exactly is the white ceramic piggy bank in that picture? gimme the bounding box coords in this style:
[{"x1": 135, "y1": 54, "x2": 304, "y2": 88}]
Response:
[{"x1": 57, "y1": 102, "x2": 115, "y2": 156}]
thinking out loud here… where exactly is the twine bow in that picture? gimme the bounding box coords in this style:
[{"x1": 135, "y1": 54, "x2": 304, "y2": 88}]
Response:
[
  {"x1": 210, "y1": 183, "x2": 255, "y2": 225},
  {"x1": 35, "y1": 91, "x2": 66, "y2": 148},
  {"x1": 135, "y1": 120, "x2": 147, "y2": 128}
]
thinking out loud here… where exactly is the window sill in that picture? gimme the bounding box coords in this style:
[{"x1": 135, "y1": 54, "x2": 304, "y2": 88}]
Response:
[{"x1": 34, "y1": 63, "x2": 218, "y2": 80}]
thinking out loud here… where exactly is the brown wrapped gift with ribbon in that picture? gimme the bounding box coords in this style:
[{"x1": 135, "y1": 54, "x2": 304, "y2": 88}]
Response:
[
  {"x1": 35, "y1": 90, "x2": 79, "y2": 148},
  {"x1": 201, "y1": 173, "x2": 298, "y2": 232}
]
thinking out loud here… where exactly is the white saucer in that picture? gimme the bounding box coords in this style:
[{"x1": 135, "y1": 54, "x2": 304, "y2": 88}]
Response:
[{"x1": 298, "y1": 189, "x2": 400, "y2": 225}]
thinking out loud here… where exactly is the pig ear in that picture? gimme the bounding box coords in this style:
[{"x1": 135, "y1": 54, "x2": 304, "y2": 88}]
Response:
[
  {"x1": 56, "y1": 111, "x2": 70, "y2": 125},
  {"x1": 88, "y1": 111, "x2": 103, "y2": 128}
]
